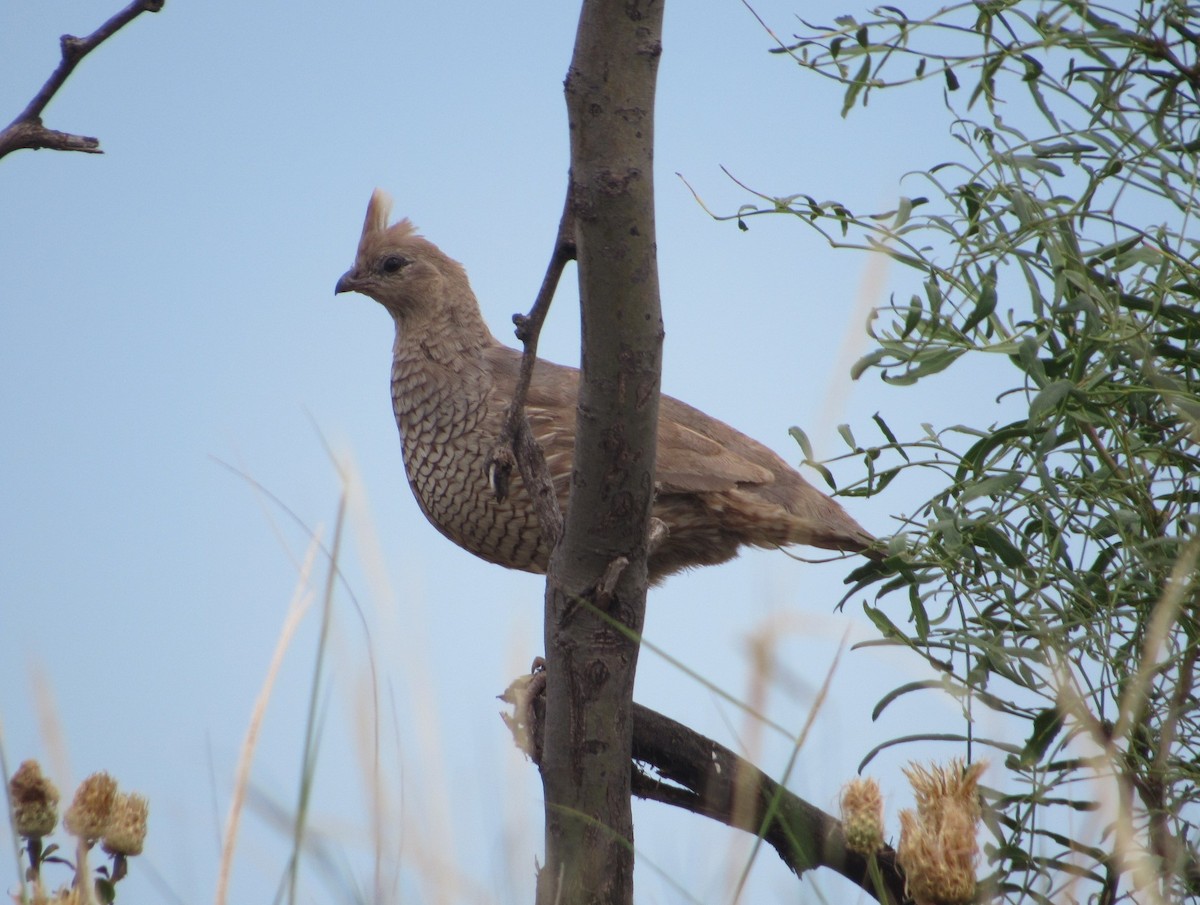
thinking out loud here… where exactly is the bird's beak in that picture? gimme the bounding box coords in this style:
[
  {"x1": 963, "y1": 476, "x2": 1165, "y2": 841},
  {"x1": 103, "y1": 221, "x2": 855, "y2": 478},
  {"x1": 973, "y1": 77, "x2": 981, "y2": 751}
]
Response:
[{"x1": 334, "y1": 270, "x2": 358, "y2": 295}]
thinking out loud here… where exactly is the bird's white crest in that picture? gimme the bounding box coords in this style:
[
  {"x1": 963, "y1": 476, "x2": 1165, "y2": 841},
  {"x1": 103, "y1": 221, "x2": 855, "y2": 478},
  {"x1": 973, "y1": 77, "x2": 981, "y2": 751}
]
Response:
[
  {"x1": 357, "y1": 188, "x2": 417, "y2": 259},
  {"x1": 363, "y1": 188, "x2": 393, "y2": 238}
]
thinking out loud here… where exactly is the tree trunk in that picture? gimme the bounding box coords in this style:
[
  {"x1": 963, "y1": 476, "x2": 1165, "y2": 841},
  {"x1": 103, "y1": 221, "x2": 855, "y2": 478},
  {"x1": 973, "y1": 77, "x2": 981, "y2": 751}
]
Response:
[{"x1": 536, "y1": 2, "x2": 664, "y2": 904}]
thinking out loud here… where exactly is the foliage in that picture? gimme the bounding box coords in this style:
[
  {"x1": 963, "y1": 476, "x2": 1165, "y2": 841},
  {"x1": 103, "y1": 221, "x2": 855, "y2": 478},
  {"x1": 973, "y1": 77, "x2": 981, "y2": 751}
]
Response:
[{"x1": 739, "y1": 2, "x2": 1200, "y2": 902}]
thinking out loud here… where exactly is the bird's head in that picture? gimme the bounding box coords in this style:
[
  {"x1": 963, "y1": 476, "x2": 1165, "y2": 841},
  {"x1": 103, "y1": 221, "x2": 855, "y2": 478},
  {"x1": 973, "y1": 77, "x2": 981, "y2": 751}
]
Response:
[{"x1": 334, "y1": 189, "x2": 473, "y2": 326}]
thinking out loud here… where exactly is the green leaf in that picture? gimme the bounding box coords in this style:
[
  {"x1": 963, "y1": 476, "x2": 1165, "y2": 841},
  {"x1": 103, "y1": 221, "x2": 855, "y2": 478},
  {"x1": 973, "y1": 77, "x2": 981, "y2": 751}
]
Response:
[
  {"x1": 882, "y1": 348, "x2": 965, "y2": 385},
  {"x1": 961, "y1": 472, "x2": 1023, "y2": 502},
  {"x1": 1015, "y1": 336, "x2": 1048, "y2": 387},
  {"x1": 96, "y1": 879, "x2": 117, "y2": 905},
  {"x1": 838, "y1": 423, "x2": 858, "y2": 450},
  {"x1": 872, "y1": 679, "x2": 944, "y2": 720},
  {"x1": 1021, "y1": 707, "x2": 1065, "y2": 766},
  {"x1": 863, "y1": 603, "x2": 907, "y2": 641},
  {"x1": 872, "y1": 411, "x2": 901, "y2": 448},
  {"x1": 788, "y1": 426, "x2": 814, "y2": 460},
  {"x1": 972, "y1": 524, "x2": 1027, "y2": 568},
  {"x1": 842, "y1": 56, "x2": 872, "y2": 117},
  {"x1": 909, "y1": 583, "x2": 930, "y2": 639},
  {"x1": 850, "y1": 348, "x2": 888, "y2": 379},
  {"x1": 944, "y1": 65, "x2": 959, "y2": 91},
  {"x1": 810, "y1": 460, "x2": 837, "y2": 490},
  {"x1": 962, "y1": 265, "x2": 998, "y2": 334},
  {"x1": 902, "y1": 295, "x2": 923, "y2": 337},
  {"x1": 1029, "y1": 379, "x2": 1074, "y2": 420}
]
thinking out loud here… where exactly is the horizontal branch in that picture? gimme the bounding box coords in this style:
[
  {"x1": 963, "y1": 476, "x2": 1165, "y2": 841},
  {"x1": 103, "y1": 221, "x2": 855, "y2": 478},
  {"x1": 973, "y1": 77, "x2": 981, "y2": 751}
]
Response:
[
  {"x1": 502, "y1": 668, "x2": 910, "y2": 904},
  {"x1": 630, "y1": 704, "x2": 909, "y2": 904}
]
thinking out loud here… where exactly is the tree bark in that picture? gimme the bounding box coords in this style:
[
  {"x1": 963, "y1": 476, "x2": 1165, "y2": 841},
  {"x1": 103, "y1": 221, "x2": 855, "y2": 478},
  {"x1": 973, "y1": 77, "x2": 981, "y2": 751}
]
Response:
[{"x1": 536, "y1": 2, "x2": 664, "y2": 904}]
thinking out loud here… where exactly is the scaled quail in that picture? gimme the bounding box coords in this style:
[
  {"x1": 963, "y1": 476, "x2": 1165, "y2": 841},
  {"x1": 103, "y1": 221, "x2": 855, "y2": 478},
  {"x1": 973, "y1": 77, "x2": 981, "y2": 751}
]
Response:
[{"x1": 335, "y1": 190, "x2": 877, "y2": 583}]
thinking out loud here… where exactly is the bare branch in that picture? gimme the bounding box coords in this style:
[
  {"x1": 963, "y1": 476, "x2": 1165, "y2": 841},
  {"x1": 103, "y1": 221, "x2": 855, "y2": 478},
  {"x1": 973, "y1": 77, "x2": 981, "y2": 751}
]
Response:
[
  {"x1": 0, "y1": 0, "x2": 165, "y2": 161},
  {"x1": 629, "y1": 705, "x2": 908, "y2": 904},
  {"x1": 502, "y1": 670, "x2": 910, "y2": 905},
  {"x1": 484, "y1": 192, "x2": 576, "y2": 546}
]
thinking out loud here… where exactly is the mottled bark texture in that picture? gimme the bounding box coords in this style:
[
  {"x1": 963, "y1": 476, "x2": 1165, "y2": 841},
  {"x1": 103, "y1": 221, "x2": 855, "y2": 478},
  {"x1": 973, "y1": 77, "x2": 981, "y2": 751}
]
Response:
[{"x1": 537, "y1": 2, "x2": 665, "y2": 903}]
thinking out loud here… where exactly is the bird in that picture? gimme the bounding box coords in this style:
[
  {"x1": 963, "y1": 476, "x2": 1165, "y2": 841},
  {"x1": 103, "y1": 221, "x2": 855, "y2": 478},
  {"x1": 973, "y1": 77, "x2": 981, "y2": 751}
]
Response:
[{"x1": 334, "y1": 189, "x2": 878, "y2": 583}]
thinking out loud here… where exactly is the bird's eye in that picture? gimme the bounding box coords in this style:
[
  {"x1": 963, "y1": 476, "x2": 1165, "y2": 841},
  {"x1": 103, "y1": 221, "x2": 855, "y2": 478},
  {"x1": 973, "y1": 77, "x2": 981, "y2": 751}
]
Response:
[{"x1": 381, "y1": 255, "x2": 409, "y2": 274}]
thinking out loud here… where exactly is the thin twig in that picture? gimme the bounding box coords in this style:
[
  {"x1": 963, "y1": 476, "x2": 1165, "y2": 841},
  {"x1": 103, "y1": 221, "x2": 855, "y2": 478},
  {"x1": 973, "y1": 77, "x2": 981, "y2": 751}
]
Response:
[
  {"x1": 485, "y1": 189, "x2": 576, "y2": 546},
  {"x1": 0, "y1": 0, "x2": 165, "y2": 160}
]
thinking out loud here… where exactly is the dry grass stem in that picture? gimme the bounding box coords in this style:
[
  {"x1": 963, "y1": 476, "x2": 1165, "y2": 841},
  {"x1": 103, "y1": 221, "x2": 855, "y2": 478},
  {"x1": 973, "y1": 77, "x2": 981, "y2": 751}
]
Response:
[{"x1": 213, "y1": 531, "x2": 320, "y2": 905}]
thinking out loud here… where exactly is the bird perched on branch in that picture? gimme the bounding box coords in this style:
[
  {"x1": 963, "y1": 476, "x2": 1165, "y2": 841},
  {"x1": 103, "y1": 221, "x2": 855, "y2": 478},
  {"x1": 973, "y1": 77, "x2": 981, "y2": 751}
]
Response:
[{"x1": 335, "y1": 190, "x2": 877, "y2": 583}]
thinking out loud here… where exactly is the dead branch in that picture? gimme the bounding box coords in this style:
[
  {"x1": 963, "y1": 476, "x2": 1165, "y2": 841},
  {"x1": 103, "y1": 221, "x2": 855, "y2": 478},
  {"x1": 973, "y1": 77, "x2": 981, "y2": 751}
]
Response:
[
  {"x1": 501, "y1": 668, "x2": 910, "y2": 905},
  {"x1": 0, "y1": 0, "x2": 165, "y2": 161}
]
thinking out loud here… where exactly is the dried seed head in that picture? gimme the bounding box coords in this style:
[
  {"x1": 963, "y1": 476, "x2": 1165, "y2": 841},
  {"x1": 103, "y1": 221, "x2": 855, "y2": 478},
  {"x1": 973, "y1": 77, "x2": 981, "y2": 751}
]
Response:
[
  {"x1": 9, "y1": 760, "x2": 60, "y2": 839},
  {"x1": 63, "y1": 772, "x2": 118, "y2": 842},
  {"x1": 102, "y1": 791, "x2": 149, "y2": 856},
  {"x1": 840, "y1": 776, "x2": 884, "y2": 855},
  {"x1": 897, "y1": 759, "x2": 986, "y2": 905}
]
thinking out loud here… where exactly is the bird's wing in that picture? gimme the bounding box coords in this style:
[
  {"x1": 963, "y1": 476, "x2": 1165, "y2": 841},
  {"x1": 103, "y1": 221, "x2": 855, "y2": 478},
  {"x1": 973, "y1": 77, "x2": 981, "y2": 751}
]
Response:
[
  {"x1": 496, "y1": 348, "x2": 781, "y2": 492},
  {"x1": 483, "y1": 347, "x2": 577, "y2": 489},
  {"x1": 653, "y1": 395, "x2": 778, "y2": 493}
]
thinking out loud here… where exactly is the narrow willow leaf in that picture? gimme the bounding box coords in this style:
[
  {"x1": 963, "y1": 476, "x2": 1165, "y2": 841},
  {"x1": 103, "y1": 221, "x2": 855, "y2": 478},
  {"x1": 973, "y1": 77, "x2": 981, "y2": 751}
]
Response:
[
  {"x1": 850, "y1": 348, "x2": 888, "y2": 379},
  {"x1": 871, "y1": 680, "x2": 944, "y2": 720},
  {"x1": 842, "y1": 56, "x2": 871, "y2": 117},
  {"x1": 962, "y1": 265, "x2": 998, "y2": 334},
  {"x1": 1029, "y1": 379, "x2": 1074, "y2": 420},
  {"x1": 858, "y1": 733, "x2": 1021, "y2": 772},
  {"x1": 810, "y1": 460, "x2": 837, "y2": 490},
  {"x1": 1016, "y1": 336, "x2": 1048, "y2": 387},
  {"x1": 872, "y1": 411, "x2": 901, "y2": 447},
  {"x1": 788, "y1": 426, "x2": 814, "y2": 460},
  {"x1": 1020, "y1": 707, "x2": 1065, "y2": 766},
  {"x1": 909, "y1": 583, "x2": 930, "y2": 639},
  {"x1": 838, "y1": 423, "x2": 858, "y2": 450},
  {"x1": 902, "y1": 297, "x2": 923, "y2": 337},
  {"x1": 972, "y1": 524, "x2": 1027, "y2": 568},
  {"x1": 863, "y1": 604, "x2": 907, "y2": 642},
  {"x1": 961, "y1": 472, "x2": 1023, "y2": 502},
  {"x1": 882, "y1": 348, "x2": 964, "y2": 385}
]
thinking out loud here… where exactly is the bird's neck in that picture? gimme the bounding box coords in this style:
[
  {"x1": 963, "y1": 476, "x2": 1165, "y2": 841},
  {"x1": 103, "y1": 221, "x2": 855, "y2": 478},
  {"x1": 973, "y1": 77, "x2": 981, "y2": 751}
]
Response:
[
  {"x1": 391, "y1": 306, "x2": 497, "y2": 371},
  {"x1": 389, "y1": 300, "x2": 498, "y2": 433}
]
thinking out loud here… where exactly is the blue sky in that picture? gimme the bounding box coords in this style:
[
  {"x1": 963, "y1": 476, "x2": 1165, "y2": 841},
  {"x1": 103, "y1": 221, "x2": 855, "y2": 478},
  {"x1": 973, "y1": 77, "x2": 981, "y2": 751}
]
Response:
[{"x1": 1, "y1": 2, "x2": 1011, "y2": 902}]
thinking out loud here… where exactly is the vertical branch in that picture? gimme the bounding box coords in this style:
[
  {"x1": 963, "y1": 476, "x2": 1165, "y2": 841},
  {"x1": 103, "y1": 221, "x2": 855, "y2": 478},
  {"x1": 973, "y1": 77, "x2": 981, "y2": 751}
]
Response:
[
  {"x1": 485, "y1": 195, "x2": 576, "y2": 544},
  {"x1": 536, "y1": 1, "x2": 665, "y2": 904}
]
